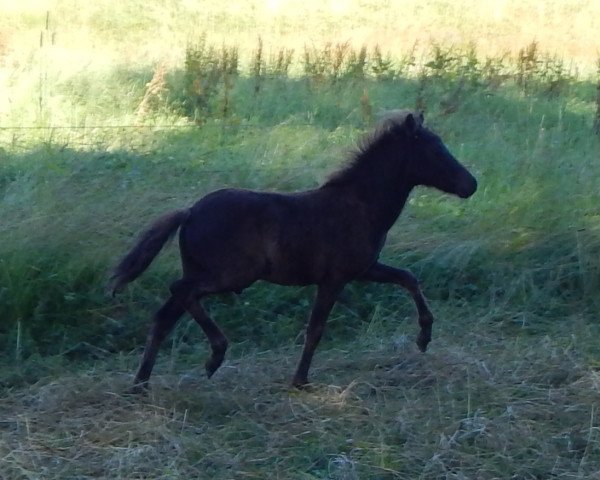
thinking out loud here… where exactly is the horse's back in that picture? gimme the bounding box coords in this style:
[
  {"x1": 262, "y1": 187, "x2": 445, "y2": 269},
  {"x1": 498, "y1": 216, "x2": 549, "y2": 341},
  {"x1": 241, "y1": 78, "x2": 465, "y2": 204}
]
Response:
[
  {"x1": 186, "y1": 188, "x2": 296, "y2": 236},
  {"x1": 178, "y1": 187, "x2": 380, "y2": 287},
  {"x1": 177, "y1": 188, "x2": 298, "y2": 286}
]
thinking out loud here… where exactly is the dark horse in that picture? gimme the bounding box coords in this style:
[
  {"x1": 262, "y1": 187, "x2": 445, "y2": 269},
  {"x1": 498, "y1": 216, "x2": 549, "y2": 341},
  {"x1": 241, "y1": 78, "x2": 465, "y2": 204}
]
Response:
[{"x1": 110, "y1": 110, "x2": 477, "y2": 390}]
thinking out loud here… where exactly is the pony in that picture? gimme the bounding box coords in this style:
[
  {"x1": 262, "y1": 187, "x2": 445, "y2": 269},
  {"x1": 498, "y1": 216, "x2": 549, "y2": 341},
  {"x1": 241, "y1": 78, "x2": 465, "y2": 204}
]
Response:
[{"x1": 110, "y1": 110, "x2": 477, "y2": 390}]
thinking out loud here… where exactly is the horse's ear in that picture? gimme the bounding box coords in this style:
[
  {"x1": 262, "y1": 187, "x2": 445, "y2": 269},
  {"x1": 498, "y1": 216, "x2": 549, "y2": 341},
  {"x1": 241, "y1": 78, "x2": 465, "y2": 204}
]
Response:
[
  {"x1": 405, "y1": 111, "x2": 425, "y2": 134},
  {"x1": 405, "y1": 113, "x2": 419, "y2": 134}
]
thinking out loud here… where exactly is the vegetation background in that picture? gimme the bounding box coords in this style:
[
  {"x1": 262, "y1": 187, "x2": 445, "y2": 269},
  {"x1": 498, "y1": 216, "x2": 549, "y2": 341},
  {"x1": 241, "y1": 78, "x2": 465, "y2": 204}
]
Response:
[{"x1": 1, "y1": 0, "x2": 600, "y2": 478}]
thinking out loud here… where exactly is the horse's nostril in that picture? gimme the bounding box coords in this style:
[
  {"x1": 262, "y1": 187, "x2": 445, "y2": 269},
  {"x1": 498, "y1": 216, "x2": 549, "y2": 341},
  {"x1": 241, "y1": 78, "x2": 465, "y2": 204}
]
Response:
[
  {"x1": 461, "y1": 177, "x2": 477, "y2": 198},
  {"x1": 454, "y1": 174, "x2": 477, "y2": 198},
  {"x1": 470, "y1": 177, "x2": 478, "y2": 194}
]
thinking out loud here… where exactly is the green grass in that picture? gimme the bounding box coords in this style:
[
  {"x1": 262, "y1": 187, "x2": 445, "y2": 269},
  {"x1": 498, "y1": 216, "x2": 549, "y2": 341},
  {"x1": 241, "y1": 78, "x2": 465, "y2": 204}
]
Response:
[{"x1": 1, "y1": 1, "x2": 600, "y2": 478}]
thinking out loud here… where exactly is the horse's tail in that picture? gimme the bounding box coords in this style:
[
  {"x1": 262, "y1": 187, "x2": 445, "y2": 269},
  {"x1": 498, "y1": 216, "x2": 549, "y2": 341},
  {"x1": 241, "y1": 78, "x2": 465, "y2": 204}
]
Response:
[{"x1": 109, "y1": 209, "x2": 190, "y2": 296}]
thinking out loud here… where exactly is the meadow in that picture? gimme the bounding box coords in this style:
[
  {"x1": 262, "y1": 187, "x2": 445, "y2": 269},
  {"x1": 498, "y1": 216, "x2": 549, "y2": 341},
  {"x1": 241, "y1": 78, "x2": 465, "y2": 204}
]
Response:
[{"x1": 1, "y1": 0, "x2": 600, "y2": 478}]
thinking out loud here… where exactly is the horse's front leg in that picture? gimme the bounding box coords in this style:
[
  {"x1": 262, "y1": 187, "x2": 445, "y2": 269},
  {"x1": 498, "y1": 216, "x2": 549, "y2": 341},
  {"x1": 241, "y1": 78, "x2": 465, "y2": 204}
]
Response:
[
  {"x1": 360, "y1": 262, "x2": 434, "y2": 352},
  {"x1": 292, "y1": 283, "x2": 344, "y2": 388}
]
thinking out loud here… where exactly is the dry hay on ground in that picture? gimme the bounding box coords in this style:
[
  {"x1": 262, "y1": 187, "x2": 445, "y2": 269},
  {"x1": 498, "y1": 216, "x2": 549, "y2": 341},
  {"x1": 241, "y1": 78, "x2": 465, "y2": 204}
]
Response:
[{"x1": 1, "y1": 338, "x2": 599, "y2": 479}]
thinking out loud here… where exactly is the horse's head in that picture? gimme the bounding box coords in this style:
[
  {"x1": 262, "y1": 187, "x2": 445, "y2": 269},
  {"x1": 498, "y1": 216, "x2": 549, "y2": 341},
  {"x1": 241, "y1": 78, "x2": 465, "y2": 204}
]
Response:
[{"x1": 383, "y1": 111, "x2": 477, "y2": 198}]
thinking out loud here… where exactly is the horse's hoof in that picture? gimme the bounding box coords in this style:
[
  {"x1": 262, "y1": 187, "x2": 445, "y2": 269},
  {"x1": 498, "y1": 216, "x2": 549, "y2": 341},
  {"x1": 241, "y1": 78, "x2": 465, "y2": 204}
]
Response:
[
  {"x1": 129, "y1": 382, "x2": 149, "y2": 395},
  {"x1": 416, "y1": 335, "x2": 430, "y2": 353},
  {"x1": 205, "y1": 360, "x2": 221, "y2": 379},
  {"x1": 291, "y1": 377, "x2": 310, "y2": 390}
]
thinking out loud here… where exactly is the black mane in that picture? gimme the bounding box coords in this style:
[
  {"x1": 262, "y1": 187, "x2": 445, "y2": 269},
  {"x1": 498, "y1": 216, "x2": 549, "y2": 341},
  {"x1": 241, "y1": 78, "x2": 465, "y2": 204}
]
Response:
[{"x1": 323, "y1": 110, "x2": 416, "y2": 187}]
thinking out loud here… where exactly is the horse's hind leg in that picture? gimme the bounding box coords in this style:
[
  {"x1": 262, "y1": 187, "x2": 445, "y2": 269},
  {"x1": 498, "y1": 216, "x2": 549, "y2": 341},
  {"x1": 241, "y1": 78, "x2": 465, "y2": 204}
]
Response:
[
  {"x1": 170, "y1": 278, "x2": 229, "y2": 379},
  {"x1": 360, "y1": 262, "x2": 434, "y2": 352},
  {"x1": 133, "y1": 296, "x2": 186, "y2": 392}
]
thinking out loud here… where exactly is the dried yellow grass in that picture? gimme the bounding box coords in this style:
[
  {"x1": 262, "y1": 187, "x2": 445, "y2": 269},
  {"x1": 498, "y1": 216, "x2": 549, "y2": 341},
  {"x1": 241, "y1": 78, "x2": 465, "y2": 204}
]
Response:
[
  {"x1": 2, "y1": 328, "x2": 599, "y2": 478},
  {"x1": 1, "y1": 0, "x2": 599, "y2": 69}
]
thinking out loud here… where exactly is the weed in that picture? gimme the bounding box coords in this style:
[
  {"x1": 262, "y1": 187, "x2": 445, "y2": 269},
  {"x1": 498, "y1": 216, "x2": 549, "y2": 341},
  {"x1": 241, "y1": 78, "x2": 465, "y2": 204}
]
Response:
[
  {"x1": 415, "y1": 66, "x2": 429, "y2": 112},
  {"x1": 267, "y1": 47, "x2": 294, "y2": 78},
  {"x1": 219, "y1": 45, "x2": 238, "y2": 119},
  {"x1": 302, "y1": 42, "x2": 369, "y2": 87},
  {"x1": 183, "y1": 36, "x2": 221, "y2": 121},
  {"x1": 331, "y1": 42, "x2": 349, "y2": 82},
  {"x1": 359, "y1": 88, "x2": 372, "y2": 126},
  {"x1": 182, "y1": 37, "x2": 238, "y2": 122},
  {"x1": 595, "y1": 57, "x2": 600, "y2": 135},
  {"x1": 425, "y1": 43, "x2": 457, "y2": 79},
  {"x1": 481, "y1": 54, "x2": 510, "y2": 89},
  {"x1": 398, "y1": 42, "x2": 418, "y2": 76},
  {"x1": 370, "y1": 45, "x2": 395, "y2": 80},
  {"x1": 252, "y1": 36, "x2": 264, "y2": 95},
  {"x1": 516, "y1": 40, "x2": 540, "y2": 91},
  {"x1": 136, "y1": 63, "x2": 168, "y2": 120},
  {"x1": 456, "y1": 44, "x2": 481, "y2": 86},
  {"x1": 538, "y1": 55, "x2": 574, "y2": 97},
  {"x1": 345, "y1": 45, "x2": 368, "y2": 80},
  {"x1": 302, "y1": 44, "x2": 330, "y2": 86}
]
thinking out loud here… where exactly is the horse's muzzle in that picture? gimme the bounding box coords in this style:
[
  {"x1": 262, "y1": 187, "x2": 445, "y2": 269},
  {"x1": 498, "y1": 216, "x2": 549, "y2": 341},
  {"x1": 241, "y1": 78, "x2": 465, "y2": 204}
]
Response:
[{"x1": 457, "y1": 174, "x2": 477, "y2": 199}]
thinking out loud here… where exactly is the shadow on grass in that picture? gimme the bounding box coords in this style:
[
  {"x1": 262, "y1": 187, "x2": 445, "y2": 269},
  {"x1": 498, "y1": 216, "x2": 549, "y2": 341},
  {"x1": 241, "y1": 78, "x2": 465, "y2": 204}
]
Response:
[{"x1": 1, "y1": 71, "x2": 599, "y2": 374}]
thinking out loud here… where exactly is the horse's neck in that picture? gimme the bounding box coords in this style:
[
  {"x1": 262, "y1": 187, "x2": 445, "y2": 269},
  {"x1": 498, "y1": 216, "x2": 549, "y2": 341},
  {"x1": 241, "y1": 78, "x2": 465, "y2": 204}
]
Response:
[
  {"x1": 350, "y1": 152, "x2": 414, "y2": 233},
  {"x1": 323, "y1": 171, "x2": 413, "y2": 235},
  {"x1": 322, "y1": 142, "x2": 415, "y2": 234},
  {"x1": 364, "y1": 182, "x2": 413, "y2": 233}
]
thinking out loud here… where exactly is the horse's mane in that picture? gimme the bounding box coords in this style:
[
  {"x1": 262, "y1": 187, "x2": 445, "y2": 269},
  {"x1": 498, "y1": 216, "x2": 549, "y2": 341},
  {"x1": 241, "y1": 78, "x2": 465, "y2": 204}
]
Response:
[{"x1": 324, "y1": 110, "x2": 417, "y2": 187}]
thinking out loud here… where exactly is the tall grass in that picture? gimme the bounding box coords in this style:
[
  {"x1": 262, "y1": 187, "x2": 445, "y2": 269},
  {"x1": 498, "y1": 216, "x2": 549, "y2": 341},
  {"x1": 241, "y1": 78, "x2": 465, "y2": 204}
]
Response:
[
  {"x1": 1, "y1": 36, "x2": 599, "y2": 364},
  {"x1": 1, "y1": 2, "x2": 600, "y2": 478}
]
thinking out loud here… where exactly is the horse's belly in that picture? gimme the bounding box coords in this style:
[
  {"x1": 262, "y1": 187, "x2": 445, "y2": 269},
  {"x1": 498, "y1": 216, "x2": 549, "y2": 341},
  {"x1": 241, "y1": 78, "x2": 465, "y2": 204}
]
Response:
[{"x1": 260, "y1": 241, "x2": 378, "y2": 286}]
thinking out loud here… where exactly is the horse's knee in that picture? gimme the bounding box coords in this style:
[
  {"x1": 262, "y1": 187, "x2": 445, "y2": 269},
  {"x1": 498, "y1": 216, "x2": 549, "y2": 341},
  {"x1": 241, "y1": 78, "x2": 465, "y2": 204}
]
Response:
[
  {"x1": 419, "y1": 311, "x2": 434, "y2": 328},
  {"x1": 401, "y1": 270, "x2": 420, "y2": 293},
  {"x1": 212, "y1": 336, "x2": 228, "y2": 356},
  {"x1": 169, "y1": 278, "x2": 194, "y2": 300}
]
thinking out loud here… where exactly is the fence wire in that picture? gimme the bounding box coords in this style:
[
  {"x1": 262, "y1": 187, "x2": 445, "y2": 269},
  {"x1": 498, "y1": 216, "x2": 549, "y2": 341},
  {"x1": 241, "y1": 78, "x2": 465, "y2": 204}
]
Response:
[
  {"x1": 0, "y1": 122, "x2": 342, "y2": 175},
  {"x1": 0, "y1": 124, "x2": 202, "y2": 131}
]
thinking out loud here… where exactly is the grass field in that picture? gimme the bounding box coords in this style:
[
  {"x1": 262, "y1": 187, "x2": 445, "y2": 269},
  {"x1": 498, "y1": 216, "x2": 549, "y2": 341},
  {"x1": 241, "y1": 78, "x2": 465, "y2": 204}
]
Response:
[{"x1": 1, "y1": 1, "x2": 600, "y2": 478}]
